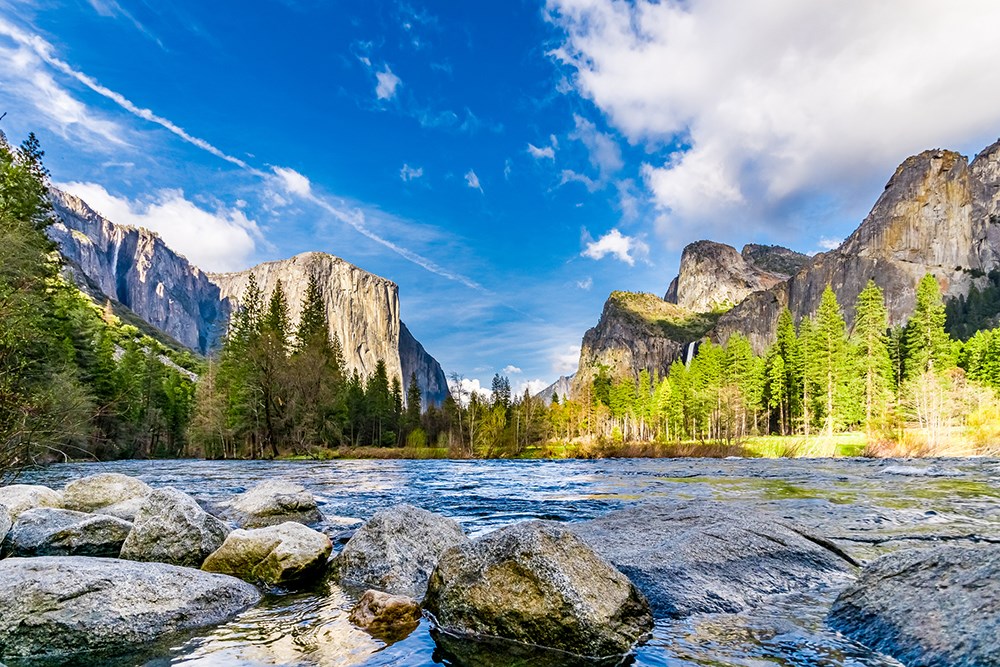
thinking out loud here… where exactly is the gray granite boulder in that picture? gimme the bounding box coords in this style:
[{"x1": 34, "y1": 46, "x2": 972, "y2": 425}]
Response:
[
  {"x1": 2, "y1": 507, "x2": 131, "y2": 557},
  {"x1": 120, "y1": 487, "x2": 229, "y2": 567},
  {"x1": 338, "y1": 504, "x2": 467, "y2": 599},
  {"x1": 0, "y1": 505, "x2": 10, "y2": 546},
  {"x1": 93, "y1": 496, "x2": 147, "y2": 522},
  {"x1": 828, "y1": 545, "x2": 1000, "y2": 667},
  {"x1": 62, "y1": 473, "x2": 151, "y2": 514},
  {"x1": 425, "y1": 521, "x2": 652, "y2": 659},
  {"x1": 227, "y1": 480, "x2": 322, "y2": 528},
  {"x1": 0, "y1": 556, "x2": 259, "y2": 663},
  {"x1": 0, "y1": 484, "x2": 62, "y2": 519},
  {"x1": 202, "y1": 521, "x2": 331, "y2": 586},
  {"x1": 568, "y1": 501, "x2": 856, "y2": 618}
]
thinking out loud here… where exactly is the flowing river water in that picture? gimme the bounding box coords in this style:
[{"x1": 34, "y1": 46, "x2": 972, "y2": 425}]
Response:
[{"x1": 17, "y1": 457, "x2": 1000, "y2": 667}]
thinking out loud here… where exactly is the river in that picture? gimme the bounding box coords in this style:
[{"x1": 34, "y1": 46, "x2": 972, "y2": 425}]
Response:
[{"x1": 16, "y1": 457, "x2": 1000, "y2": 666}]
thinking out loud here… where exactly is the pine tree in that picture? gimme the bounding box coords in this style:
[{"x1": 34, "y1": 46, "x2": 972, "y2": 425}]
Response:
[
  {"x1": 904, "y1": 274, "x2": 953, "y2": 379},
  {"x1": 296, "y1": 274, "x2": 328, "y2": 351},
  {"x1": 810, "y1": 286, "x2": 850, "y2": 436},
  {"x1": 774, "y1": 308, "x2": 802, "y2": 433},
  {"x1": 405, "y1": 372, "x2": 422, "y2": 434},
  {"x1": 852, "y1": 280, "x2": 894, "y2": 431}
]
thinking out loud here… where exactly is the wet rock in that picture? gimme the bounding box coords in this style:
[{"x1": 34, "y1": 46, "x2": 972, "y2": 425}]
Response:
[
  {"x1": 0, "y1": 484, "x2": 62, "y2": 520},
  {"x1": 432, "y1": 631, "x2": 627, "y2": 667},
  {"x1": 228, "y1": 480, "x2": 322, "y2": 528},
  {"x1": 424, "y1": 521, "x2": 653, "y2": 659},
  {"x1": 348, "y1": 589, "x2": 421, "y2": 641},
  {"x1": 2, "y1": 507, "x2": 131, "y2": 557},
  {"x1": 338, "y1": 504, "x2": 467, "y2": 599},
  {"x1": 93, "y1": 496, "x2": 147, "y2": 522},
  {"x1": 120, "y1": 487, "x2": 229, "y2": 567},
  {"x1": 61, "y1": 472, "x2": 151, "y2": 513},
  {"x1": 568, "y1": 501, "x2": 856, "y2": 618},
  {"x1": 0, "y1": 556, "x2": 260, "y2": 663},
  {"x1": 202, "y1": 521, "x2": 331, "y2": 586},
  {"x1": 828, "y1": 545, "x2": 1000, "y2": 667},
  {"x1": 0, "y1": 506, "x2": 10, "y2": 546}
]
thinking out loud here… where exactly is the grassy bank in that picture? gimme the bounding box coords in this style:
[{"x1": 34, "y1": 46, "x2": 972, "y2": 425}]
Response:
[{"x1": 274, "y1": 431, "x2": 998, "y2": 461}]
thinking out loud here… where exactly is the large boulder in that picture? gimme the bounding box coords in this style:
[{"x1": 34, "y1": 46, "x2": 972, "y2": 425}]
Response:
[
  {"x1": 2, "y1": 507, "x2": 131, "y2": 558},
  {"x1": 61, "y1": 473, "x2": 151, "y2": 514},
  {"x1": 348, "y1": 589, "x2": 422, "y2": 641},
  {"x1": 568, "y1": 501, "x2": 856, "y2": 618},
  {"x1": 424, "y1": 521, "x2": 653, "y2": 659},
  {"x1": 0, "y1": 556, "x2": 260, "y2": 663},
  {"x1": 202, "y1": 521, "x2": 331, "y2": 586},
  {"x1": 828, "y1": 545, "x2": 1000, "y2": 667},
  {"x1": 338, "y1": 504, "x2": 467, "y2": 599},
  {"x1": 120, "y1": 487, "x2": 229, "y2": 567},
  {"x1": 227, "y1": 480, "x2": 322, "y2": 528},
  {"x1": 93, "y1": 496, "x2": 146, "y2": 522},
  {"x1": 0, "y1": 484, "x2": 62, "y2": 520}
]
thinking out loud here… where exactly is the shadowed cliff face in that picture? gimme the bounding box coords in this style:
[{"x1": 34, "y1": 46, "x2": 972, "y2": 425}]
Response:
[
  {"x1": 49, "y1": 190, "x2": 230, "y2": 353},
  {"x1": 49, "y1": 189, "x2": 449, "y2": 405},
  {"x1": 712, "y1": 145, "x2": 1000, "y2": 352}
]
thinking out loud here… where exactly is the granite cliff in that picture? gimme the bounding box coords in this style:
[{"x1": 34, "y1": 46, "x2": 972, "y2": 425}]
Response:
[
  {"x1": 569, "y1": 138, "x2": 1000, "y2": 393},
  {"x1": 49, "y1": 189, "x2": 449, "y2": 406}
]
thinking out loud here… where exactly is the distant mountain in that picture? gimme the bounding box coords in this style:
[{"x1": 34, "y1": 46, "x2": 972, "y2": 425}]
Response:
[
  {"x1": 570, "y1": 137, "x2": 1000, "y2": 394},
  {"x1": 535, "y1": 374, "x2": 575, "y2": 405},
  {"x1": 48, "y1": 189, "x2": 449, "y2": 407}
]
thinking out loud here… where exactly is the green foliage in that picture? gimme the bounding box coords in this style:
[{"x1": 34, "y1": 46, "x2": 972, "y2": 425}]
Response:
[
  {"x1": 853, "y1": 280, "x2": 895, "y2": 430},
  {"x1": 905, "y1": 275, "x2": 954, "y2": 378},
  {"x1": 945, "y1": 270, "x2": 1000, "y2": 340}
]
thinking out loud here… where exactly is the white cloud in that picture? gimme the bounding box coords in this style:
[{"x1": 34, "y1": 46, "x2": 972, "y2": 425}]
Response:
[
  {"x1": 465, "y1": 169, "x2": 483, "y2": 193},
  {"x1": 504, "y1": 159, "x2": 512, "y2": 180},
  {"x1": 515, "y1": 379, "x2": 549, "y2": 398},
  {"x1": 272, "y1": 166, "x2": 312, "y2": 196},
  {"x1": 400, "y1": 163, "x2": 424, "y2": 181},
  {"x1": 527, "y1": 143, "x2": 555, "y2": 160},
  {"x1": 576, "y1": 276, "x2": 593, "y2": 290},
  {"x1": 570, "y1": 114, "x2": 623, "y2": 178},
  {"x1": 549, "y1": 0, "x2": 1000, "y2": 239},
  {"x1": 502, "y1": 365, "x2": 522, "y2": 375},
  {"x1": 581, "y1": 228, "x2": 648, "y2": 266},
  {"x1": 817, "y1": 236, "x2": 843, "y2": 251},
  {"x1": 553, "y1": 344, "x2": 581, "y2": 375},
  {"x1": 58, "y1": 182, "x2": 261, "y2": 272},
  {"x1": 375, "y1": 66, "x2": 401, "y2": 100}
]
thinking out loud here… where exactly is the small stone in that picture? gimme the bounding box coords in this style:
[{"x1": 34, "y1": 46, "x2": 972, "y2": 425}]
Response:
[
  {"x1": 2, "y1": 507, "x2": 131, "y2": 558},
  {"x1": 120, "y1": 487, "x2": 229, "y2": 567},
  {"x1": 227, "y1": 480, "x2": 322, "y2": 528},
  {"x1": 348, "y1": 589, "x2": 421, "y2": 641},
  {"x1": 62, "y1": 473, "x2": 151, "y2": 513},
  {"x1": 0, "y1": 485, "x2": 62, "y2": 520},
  {"x1": 338, "y1": 504, "x2": 467, "y2": 599},
  {"x1": 202, "y1": 522, "x2": 331, "y2": 586},
  {"x1": 424, "y1": 521, "x2": 653, "y2": 659}
]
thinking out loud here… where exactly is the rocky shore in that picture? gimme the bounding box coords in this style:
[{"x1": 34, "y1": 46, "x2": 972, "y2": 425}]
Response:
[{"x1": 0, "y1": 471, "x2": 997, "y2": 666}]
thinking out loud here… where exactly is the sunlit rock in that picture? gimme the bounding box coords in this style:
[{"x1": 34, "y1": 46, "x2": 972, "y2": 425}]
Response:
[
  {"x1": 62, "y1": 472, "x2": 151, "y2": 514},
  {"x1": 0, "y1": 484, "x2": 62, "y2": 520},
  {"x1": 120, "y1": 487, "x2": 229, "y2": 567},
  {"x1": 202, "y1": 521, "x2": 331, "y2": 586},
  {"x1": 227, "y1": 480, "x2": 322, "y2": 528}
]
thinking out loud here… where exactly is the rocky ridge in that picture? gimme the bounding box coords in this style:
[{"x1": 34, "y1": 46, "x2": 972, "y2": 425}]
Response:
[{"x1": 48, "y1": 189, "x2": 448, "y2": 404}]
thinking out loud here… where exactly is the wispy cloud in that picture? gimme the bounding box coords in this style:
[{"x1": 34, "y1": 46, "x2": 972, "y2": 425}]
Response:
[
  {"x1": 465, "y1": 169, "x2": 483, "y2": 193},
  {"x1": 527, "y1": 143, "x2": 555, "y2": 160},
  {"x1": 576, "y1": 276, "x2": 593, "y2": 290},
  {"x1": 86, "y1": 0, "x2": 164, "y2": 48},
  {"x1": 400, "y1": 163, "x2": 423, "y2": 181},
  {"x1": 502, "y1": 365, "x2": 522, "y2": 375}
]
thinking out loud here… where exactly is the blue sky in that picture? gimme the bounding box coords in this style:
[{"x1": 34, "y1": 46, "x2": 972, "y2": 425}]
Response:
[{"x1": 4, "y1": 1, "x2": 1000, "y2": 396}]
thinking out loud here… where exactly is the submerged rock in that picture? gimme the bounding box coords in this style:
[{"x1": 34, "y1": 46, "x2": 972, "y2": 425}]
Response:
[
  {"x1": 61, "y1": 473, "x2": 151, "y2": 514},
  {"x1": 349, "y1": 589, "x2": 422, "y2": 641},
  {"x1": 424, "y1": 521, "x2": 653, "y2": 659},
  {"x1": 228, "y1": 480, "x2": 322, "y2": 528},
  {"x1": 0, "y1": 556, "x2": 260, "y2": 663},
  {"x1": 120, "y1": 487, "x2": 229, "y2": 567},
  {"x1": 0, "y1": 484, "x2": 62, "y2": 520},
  {"x1": 2, "y1": 507, "x2": 131, "y2": 558},
  {"x1": 828, "y1": 545, "x2": 1000, "y2": 667},
  {"x1": 338, "y1": 504, "x2": 467, "y2": 599},
  {"x1": 202, "y1": 521, "x2": 331, "y2": 586},
  {"x1": 569, "y1": 501, "x2": 856, "y2": 618}
]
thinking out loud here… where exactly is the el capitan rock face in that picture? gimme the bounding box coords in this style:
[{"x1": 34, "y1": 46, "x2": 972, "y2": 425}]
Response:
[{"x1": 49, "y1": 189, "x2": 448, "y2": 403}]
